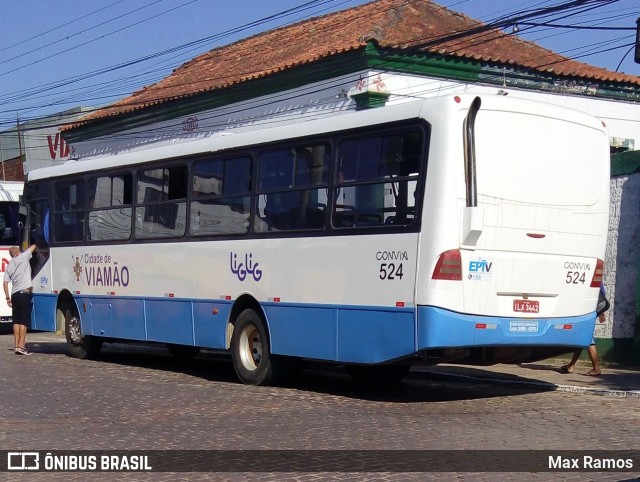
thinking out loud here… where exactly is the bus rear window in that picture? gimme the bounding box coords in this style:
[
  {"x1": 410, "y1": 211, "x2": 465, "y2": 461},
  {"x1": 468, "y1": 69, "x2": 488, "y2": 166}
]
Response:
[{"x1": 475, "y1": 111, "x2": 606, "y2": 206}]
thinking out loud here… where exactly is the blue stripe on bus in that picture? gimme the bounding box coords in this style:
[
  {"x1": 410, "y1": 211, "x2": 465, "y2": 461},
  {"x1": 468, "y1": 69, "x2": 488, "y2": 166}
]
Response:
[
  {"x1": 31, "y1": 294, "x2": 416, "y2": 363},
  {"x1": 31, "y1": 294, "x2": 596, "y2": 363},
  {"x1": 416, "y1": 306, "x2": 596, "y2": 349},
  {"x1": 31, "y1": 294, "x2": 58, "y2": 332},
  {"x1": 263, "y1": 303, "x2": 415, "y2": 363}
]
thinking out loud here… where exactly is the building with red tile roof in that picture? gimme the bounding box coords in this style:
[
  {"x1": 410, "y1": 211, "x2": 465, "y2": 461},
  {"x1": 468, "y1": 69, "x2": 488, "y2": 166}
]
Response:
[{"x1": 63, "y1": 0, "x2": 640, "y2": 145}]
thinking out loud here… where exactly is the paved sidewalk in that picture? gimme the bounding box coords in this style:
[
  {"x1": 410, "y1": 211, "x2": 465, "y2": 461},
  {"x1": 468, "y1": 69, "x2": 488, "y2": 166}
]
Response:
[{"x1": 416, "y1": 360, "x2": 640, "y2": 398}]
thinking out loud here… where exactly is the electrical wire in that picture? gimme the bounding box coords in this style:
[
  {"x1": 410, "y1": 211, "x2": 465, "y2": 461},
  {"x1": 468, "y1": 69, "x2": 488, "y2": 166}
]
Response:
[{"x1": 1, "y1": 0, "x2": 638, "y2": 140}]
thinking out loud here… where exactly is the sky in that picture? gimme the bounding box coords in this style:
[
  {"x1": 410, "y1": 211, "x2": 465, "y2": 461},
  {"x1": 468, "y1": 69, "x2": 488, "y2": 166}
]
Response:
[{"x1": 0, "y1": 0, "x2": 638, "y2": 130}]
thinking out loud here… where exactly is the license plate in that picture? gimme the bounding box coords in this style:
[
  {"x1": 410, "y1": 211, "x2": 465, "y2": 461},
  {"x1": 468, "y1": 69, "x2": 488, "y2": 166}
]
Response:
[
  {"x1": 513, "y1": 299, "x2": 539, "y2": 313},
  {"x1": 510, "y1": 321, "x2": 539, "y2": 333}
]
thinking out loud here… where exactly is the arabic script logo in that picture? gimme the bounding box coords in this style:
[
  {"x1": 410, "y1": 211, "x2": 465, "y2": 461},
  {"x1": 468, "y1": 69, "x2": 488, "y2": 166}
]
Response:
[{"x1": 230, "y1": 252, "x2": 262, "y2": 282}]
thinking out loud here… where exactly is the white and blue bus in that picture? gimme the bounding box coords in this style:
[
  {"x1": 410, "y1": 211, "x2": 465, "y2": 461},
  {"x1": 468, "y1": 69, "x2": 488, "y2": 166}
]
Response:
[
  {"x1": 21, "y1": 95, "x2": 610, "y2": 385},
  {"x1": 0, "y1": 181, "x2": 24, "y2": 324}
]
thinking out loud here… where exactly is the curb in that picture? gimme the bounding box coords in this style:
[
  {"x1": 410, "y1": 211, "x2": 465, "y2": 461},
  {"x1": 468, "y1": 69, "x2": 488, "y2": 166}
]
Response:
[{"x1": 417, "y1": 369, "x2": 640, "y2": 399}]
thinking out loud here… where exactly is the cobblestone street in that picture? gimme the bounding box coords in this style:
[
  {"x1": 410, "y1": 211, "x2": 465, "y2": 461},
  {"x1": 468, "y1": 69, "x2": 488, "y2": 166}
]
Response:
[{"x1": 1, "y1": 331, "x2": 639, "y2": 481}]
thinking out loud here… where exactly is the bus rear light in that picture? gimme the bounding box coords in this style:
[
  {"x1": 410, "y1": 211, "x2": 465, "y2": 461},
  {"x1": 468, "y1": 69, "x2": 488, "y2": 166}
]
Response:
[
  {"x1": 432, "y1": 249, "x2": 462, "y2": 280},
  {"x1": 396, "y1": 301, "x2": 405, "y2": 307},
  {"x1": 590, "y1": 259, "x2": 604, "y2": 287},
  {"x1": 164, "y1": 293, "x2": 175, "y2": 298}
]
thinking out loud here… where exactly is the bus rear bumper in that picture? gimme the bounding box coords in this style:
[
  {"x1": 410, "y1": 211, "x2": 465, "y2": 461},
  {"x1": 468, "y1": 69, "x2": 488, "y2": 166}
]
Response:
[{"x1": 416, "y1": 306, "x2": 596, "y2": 350}]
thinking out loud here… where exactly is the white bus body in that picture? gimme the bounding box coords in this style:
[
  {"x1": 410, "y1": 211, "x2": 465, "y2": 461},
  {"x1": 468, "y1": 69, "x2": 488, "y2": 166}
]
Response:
[{"x1": 22, "y1": 95, "x2": 609, "y2": 384}]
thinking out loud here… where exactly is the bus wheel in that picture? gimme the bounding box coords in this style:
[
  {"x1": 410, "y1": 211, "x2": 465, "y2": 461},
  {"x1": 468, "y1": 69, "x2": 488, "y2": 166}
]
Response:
[
  {"x1": 346, "y1": 364, "x2": 410, "y2": 387},
  {"x1": 167, "y1": 344, "x2": 200, "y2": 360},
  {"x1": 231, "y1": 309, "x2": 278, "y2": 386},
  {"x1": 64, "y1": 307, "x2": 102, "y2": 360}
]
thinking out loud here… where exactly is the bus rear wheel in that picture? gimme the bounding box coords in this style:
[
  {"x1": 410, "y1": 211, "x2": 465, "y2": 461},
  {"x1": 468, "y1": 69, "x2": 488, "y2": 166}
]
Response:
[
  {"x1": 64, "y1": 307, "x2": 102, "y2": 360},
  {"x1": 231, "y1": 309, "x2": 281, "y2": 386}
]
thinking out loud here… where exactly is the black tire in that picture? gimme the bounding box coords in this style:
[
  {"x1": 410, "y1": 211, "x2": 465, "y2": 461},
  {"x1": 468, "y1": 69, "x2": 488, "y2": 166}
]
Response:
[
  {"x1": 167, "y1": 344, "x2": 200, "y2": 360},
  {"x1": 64, "y1": 307, "x2": 102, "y2": 360},
  {"x1": 231, "y1": 308, "x2": 283, "y2": 386},
  {"x1": 346, "y1": 364, "x2": 410, "y2": 387}
]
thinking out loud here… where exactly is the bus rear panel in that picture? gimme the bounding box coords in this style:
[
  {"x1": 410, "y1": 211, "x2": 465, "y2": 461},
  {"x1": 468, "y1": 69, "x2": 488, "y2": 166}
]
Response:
[{"x1": 415, "y1": 95, "x2": 608, "y2": 364}]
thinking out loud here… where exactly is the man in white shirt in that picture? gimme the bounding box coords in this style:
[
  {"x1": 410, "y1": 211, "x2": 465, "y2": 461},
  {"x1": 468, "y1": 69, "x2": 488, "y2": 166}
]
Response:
[{"x1": 3, "y1": 244, "x2": 37, "y2": 355}]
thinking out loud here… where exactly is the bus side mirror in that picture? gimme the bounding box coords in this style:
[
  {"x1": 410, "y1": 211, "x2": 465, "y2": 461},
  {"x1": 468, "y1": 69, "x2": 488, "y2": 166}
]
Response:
[{"x1": 461, "y1": 206, "x2": 484, "y2": 248}]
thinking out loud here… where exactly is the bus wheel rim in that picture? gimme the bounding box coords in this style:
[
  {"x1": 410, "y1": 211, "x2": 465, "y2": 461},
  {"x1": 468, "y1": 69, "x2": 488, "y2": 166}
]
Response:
[
  {"x1": 68, "y1": 315, "x2": 82, "y2": 344},
  {"x1": 238, "y1": 325, "x2": 262, "y2": 371}
]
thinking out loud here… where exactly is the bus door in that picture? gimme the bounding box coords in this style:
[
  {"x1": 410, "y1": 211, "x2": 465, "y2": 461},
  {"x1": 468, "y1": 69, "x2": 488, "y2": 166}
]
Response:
[{"x1": 22, "y1": 199, "x2": 51, "y2": 281}]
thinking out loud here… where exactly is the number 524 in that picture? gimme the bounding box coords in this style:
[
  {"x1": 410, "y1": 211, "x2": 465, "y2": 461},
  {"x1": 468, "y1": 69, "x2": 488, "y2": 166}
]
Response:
[
  {"x1": 379, "y1": 263, "x2": 404, "y2": 280},
  {"x1": 565, "y1": 271, "x2": 586, "y2": 284}
]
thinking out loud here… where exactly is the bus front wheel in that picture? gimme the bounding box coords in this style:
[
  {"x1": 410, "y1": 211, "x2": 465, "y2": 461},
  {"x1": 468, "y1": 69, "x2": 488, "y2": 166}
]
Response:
[
  {"x1": 231, "y1": 309, "x2": 280, "y2": 386},
  {"x1": 64, "y1": 307, "x2": 102, "y2": 360}
]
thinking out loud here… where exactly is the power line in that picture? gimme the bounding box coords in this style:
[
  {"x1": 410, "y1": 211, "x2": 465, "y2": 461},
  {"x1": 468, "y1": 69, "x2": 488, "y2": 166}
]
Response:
[
  {"x1": 1, "y1": 0, "x2": 637, "y2": 134},
  {"x1": 517, "y1": 21, "x2": 634, "y2": 29},
  {"x1": 0, "y1": 0, "x2": 201, "y2": 77},
  {"x1": 0, "y1": 0, "x2": 351, "y2": 125},
  {"x1": 0, "y1": 0, "x2": 128, "y2": 54}
]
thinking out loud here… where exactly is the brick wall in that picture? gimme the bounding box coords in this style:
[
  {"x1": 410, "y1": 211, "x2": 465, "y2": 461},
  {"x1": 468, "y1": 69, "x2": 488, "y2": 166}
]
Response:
[{"x1": 0, "y1": 158, "x2": 24, "y2": 181}]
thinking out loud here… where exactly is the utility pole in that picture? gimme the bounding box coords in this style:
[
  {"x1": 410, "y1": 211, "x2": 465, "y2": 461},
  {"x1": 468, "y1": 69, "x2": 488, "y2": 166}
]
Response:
[
  {"x1": 636, "y1": 17, "x2": 640, "y2": 64},
  {"x1": 0, "y1": 136, "x2": 5, "y2": 180},
  {"x1": 16, "y1": 114, "x2": 24, "y2": 178}
]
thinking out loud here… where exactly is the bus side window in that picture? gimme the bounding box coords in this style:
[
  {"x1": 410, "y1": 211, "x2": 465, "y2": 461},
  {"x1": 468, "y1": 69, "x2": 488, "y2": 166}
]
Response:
[
  {"x1": 333, "y1": 130, "x2": 422, "y2": 229},
  {"x1": 136, "y1": 166, "x2": 187, "y2": 239},
  {"x1": 54, "y1": 180, "x2": 85, "y2": 242},
  {"x1": 256, "y1": 144, "x2": 329, "y2": 233},
  {"x1": 191, "y1": 156, "x2": 252, "y2": 236}
]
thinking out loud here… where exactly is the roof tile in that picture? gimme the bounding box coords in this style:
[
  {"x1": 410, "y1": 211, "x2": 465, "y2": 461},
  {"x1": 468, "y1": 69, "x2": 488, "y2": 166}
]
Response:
[{"x1": 74, "y1": 0, "x2": 640, "y2": 127}]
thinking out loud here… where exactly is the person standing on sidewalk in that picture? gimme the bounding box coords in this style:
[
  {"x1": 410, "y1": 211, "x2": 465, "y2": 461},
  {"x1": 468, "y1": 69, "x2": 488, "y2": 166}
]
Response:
[
  {"x1": 560, "y1": 283, "x2": 609, "y2": 376},
  {"x1": 3, "y1": 244, "x2": 37, "y2": 355}
]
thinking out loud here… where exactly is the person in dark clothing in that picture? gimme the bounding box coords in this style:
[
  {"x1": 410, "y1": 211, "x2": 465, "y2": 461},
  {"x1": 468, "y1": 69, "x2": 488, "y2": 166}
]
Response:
[{"x1": 560, "y1": 284, "x2": 609, "y2": 376}]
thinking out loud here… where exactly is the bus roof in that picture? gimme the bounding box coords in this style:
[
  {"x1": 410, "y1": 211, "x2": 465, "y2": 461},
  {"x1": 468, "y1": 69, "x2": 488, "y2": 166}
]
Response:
[
  {"x1": 27, "y1": 100, "x2": 428, "y2": 181},
  {"x1": 26, "y1": 94, "x2": 605, "y2": 182},
  {"x1": 0, "y1": 181, "x2": 23, "y2": 202}
]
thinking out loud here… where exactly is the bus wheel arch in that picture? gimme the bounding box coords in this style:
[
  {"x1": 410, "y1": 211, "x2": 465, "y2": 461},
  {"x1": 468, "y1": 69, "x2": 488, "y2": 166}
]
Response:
[
  {"x1": 227, "y1": 295, "x2": 288, "y2": 386},
  {"x1": 226, "y1": 295, "x2": 267, "y2": 349},
  {"x1": 56, "y1": 290, "x2": 102, "y2": 360}
]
